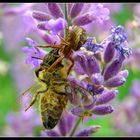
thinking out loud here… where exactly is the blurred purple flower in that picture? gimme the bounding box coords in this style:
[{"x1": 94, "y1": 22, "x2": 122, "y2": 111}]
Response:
[
  {"x1": 4, "y1": 109, "x2": 40, "y2": 136},
  {"x1": 112, "y1": 80, "x2": 140, "y2": 136}
]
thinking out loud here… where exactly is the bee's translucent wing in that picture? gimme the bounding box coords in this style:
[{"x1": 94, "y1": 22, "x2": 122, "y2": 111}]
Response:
[
  {"x1": 67, "y1": 80, "x2": 93, "y2": 106},
  {"x1": 17, "y1": 82, "x2": 44, "y2": 111}
]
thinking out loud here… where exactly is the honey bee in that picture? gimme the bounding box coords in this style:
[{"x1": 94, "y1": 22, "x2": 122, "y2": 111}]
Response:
[
  {"x1": 37, "y1": 25, "x2": 87, "y2": 75},
  {"x1": 20, "y1": 26, "x2": 89, "y2": 129},
  {"x1": 20, "y1": 49, "x2": 70, "y2": 129}
]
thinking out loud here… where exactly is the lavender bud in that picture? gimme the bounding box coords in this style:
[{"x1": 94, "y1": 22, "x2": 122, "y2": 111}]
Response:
[
  {"x1": 95, "y1": 90, "x2": 118, "y2": 105},
  {"x1": 32, "y1": 11, "x2": 52, "y2": 21},
  {"x1": 58, "y1": 116, "x2": 67, "y2": 136},
  {"x1": 104, "y1": 59, "x2": 123, "y2": 81},
  {"x1": 104, "y1": 42, "x2": 115, "y2": 63},
  {"x1": 70, "y1": 3, "x2": 84, "y2": 18},
  {"x1": 91, "y1": 73, "x2": 104, "y2": 86},
  {"x1": 105, "y1": 75, "x2": 126, "y2": 88},
  {"x1": 88, "y1": 56, "x2": 100, "y2": 75},
  {"x1": 91, "y1": 105, "x2": 114, "y2": 115},
  {"x1": 73, "y1": 13, "x2": 95, "y2": 26},
  {"x1": 76, "y1": 126, "x2": 101, "y2": 136},
  {"x1": 47, "y1": 3, "x2": 64, "y2": 18},
  {"x1": 71, "y1": 106, "x2": 85, "y2": 116}
]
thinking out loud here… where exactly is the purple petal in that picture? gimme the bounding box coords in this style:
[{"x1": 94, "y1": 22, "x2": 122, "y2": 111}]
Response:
[
  {"x1": 70, "y1": 3, "x2": 84, "y2": 18},
  {"x1": 32, "y1": 59, "x2": 40, "y2": 68},
  {"x1": 91, "y1": 105, "x2": 114, "y2": 115},
  {"x1": 22, "y1": 46, "x2": 31, "y2": 53},
  {"x1": 38, "y1": 18, "x2": 67, "y2": 35},
  {"x1": 76, "y1": 126, "x2": 101, "y2": 136},
  {"x1": 47, "y1": 3, "x2": 64, "y2": 18},
  {"x1": 103, "y1": 59, "x2": 123, "y2": 81},
  {"x1": 25, "y1": 37, "x2": 38, "y2": 47},
  {"x1": 25, "y1": 56, "x2": 32, "y2": 64},
  {"x1": 95, "y1": 90, "x2": 118, "y2": 105},
  {"x1": 32, "y1": 10, "x2": 52, "y2": 21}
]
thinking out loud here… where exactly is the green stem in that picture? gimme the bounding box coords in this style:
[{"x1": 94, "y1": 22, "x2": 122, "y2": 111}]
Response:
[
  {"x1": 64, "y1": 3, "x2": 68, "y2": 38},
  {"x1": 69, "y1": 117, "x2": 81, "y2": 137}
]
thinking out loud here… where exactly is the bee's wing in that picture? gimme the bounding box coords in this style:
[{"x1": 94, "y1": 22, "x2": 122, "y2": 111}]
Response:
[
  {"x1": 68, "y1": 80, "x2": 91, "y2": 97},
  {"x1": 17, "y1": 82, "x2": 44, "y2": 111},
  {"x1": 67, "y1": 80, "x2": 93, "y2": 107}
]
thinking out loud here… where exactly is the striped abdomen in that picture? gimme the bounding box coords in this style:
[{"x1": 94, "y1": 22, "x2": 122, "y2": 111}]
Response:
[{"x1": 40, "y1": 90, "x2": 68, "y2": 129}]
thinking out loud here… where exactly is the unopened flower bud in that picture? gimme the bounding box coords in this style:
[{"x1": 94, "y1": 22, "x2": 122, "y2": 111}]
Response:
[
  {"x1": 73, "y1": 13, "x2": 95, "y2": 26},
  {"x1": 76, "y1": 125, "x2": 101, "y2": 136},
  {"x1": 47, "y1": 3, "x2": 64, "y2": 18},
  {"x1": 91, "y1": 105, "x2": 114, "y2": 115},
  {"x1": 104, "y1": 59, "x2": 122, "y2": 81},
  {"x1": 104, "y1": 42, "x2": 115, "y2": 63},
  {"x1": 95, "y1": 90, "x2": 118, "y2": 105},
  {"x1": 32, "y1": 11, "x2": 52, "y2": 21},
  {"x1": 70, "y1": 3, "x2": 84, "y2": 18}
]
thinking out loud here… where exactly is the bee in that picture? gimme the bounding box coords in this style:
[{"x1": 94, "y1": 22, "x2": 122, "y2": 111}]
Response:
[
  {"x1": 37, "y1": 25, "x2": 87, "y2": 75},
  {"x1": 19, "y1": 26, "x2": 89, "y2": 129},
  {"x1": 20, "y1": 49, "x2": 70, "y2": 129}
]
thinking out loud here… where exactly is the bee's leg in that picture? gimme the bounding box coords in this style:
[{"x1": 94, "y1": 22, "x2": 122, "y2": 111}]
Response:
[
  {"x1": 47, "y1": 55, "x2": 65, "y2": 71},
  {"x1": 36, "y1": 41, "x2": 62, "y2": 49},
  {"x1": 25, "y1": 88, "x2": 48, "y2": 112},
  {"x1": 31, "y1": 56, "x2": 43, "y2": 60},
  {"x1": 67, "y1": 55, "x2": 74, "y2": 75}
]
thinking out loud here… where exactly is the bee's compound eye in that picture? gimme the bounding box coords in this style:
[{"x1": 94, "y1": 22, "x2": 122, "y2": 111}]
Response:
[{"x1": 65, "y1": 85, "x2": 72, "y2": 94}]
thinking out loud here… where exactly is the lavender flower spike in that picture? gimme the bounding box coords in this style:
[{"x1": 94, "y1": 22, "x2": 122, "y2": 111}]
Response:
[
  {"x1": 95, "y1": 90, "x2": 118, "y2": 105},
  {"x1": 47, "y1": 3, "x2": 64, "y2": 18},
  {"x1": 70, "y1": 3, "x2": 84, "y2": 18},
  {"x1": 91, "y1": 105, "x2": 114, "y2": 115},
  {"x1": 103, "y1": 59, "x2": 123, "y2": 80},
  {"x1": 76, "y1": 126, "x2": 101, "y2": 136}
]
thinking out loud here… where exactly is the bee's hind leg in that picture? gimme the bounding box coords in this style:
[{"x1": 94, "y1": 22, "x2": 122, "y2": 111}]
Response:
[{"x1": 25, "y1": 88, "x2": 48, "y2": 112}]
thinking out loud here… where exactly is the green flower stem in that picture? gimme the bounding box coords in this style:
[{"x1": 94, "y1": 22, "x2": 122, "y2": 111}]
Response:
[{"x1": 69, "y1": 117, "x2": 81, "y2": 136}]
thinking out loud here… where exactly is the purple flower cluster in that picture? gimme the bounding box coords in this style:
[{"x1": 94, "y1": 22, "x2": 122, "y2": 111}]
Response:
[{"x1": 67, "y1": 25, "x2": 130, "y2": 120}]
